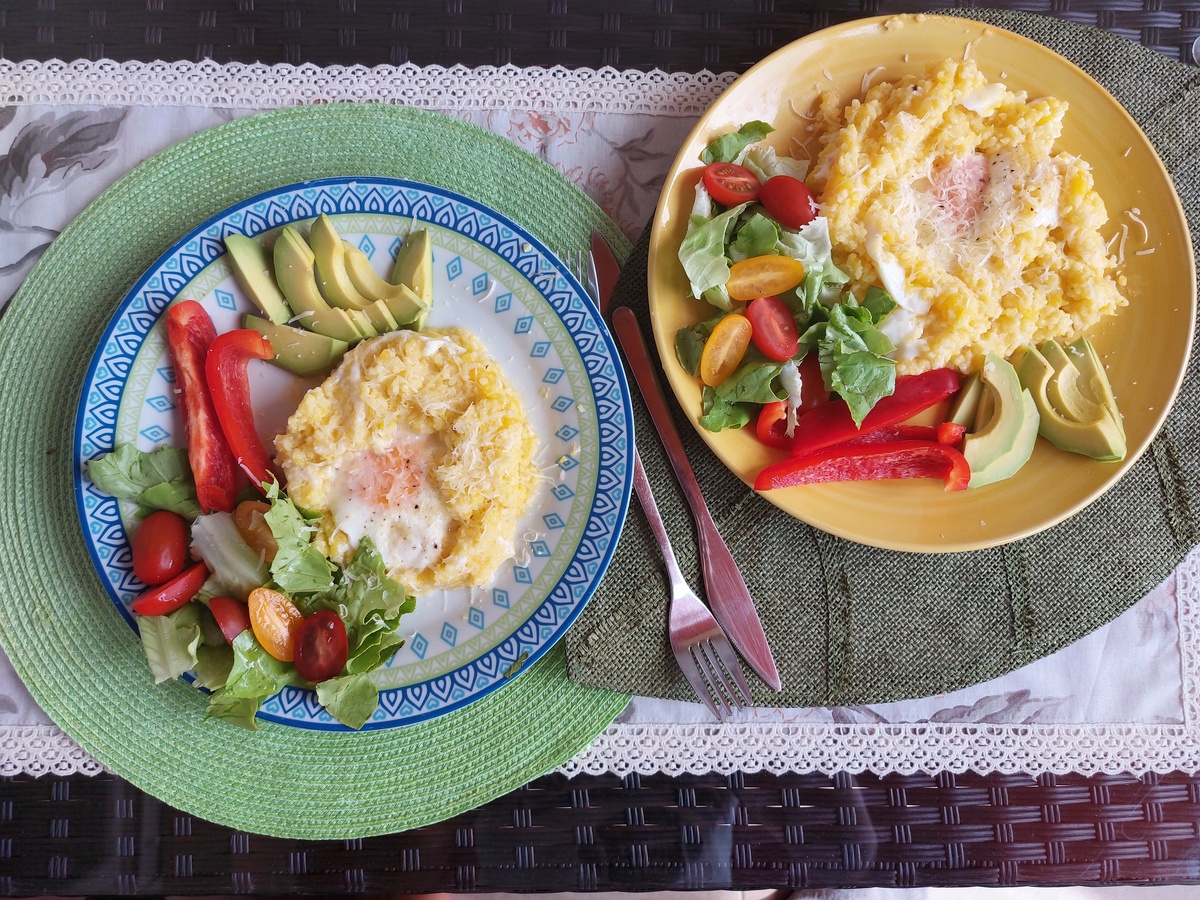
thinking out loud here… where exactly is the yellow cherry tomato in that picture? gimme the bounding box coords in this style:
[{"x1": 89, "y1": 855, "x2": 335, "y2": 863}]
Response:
[
  {"x1": 248, "y1": 586, "x2": 304, "y2": 662},
  {"x1": 726, "y1": 255, "x2": 805, "y2": 302},
  {"x1": 234, "y1": 500, "x2": 279, "y2": 563},
  {"x1": 700, "y1": 314, "x2": 753, "y2": 387}
]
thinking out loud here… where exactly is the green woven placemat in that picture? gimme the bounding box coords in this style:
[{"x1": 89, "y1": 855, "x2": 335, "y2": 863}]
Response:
[
  {"x1": 0, "y1": 103, "x2": 630, "y2": 839},
  {"x1": 566, "y1": 11, "x2": 1200, "y2": 707}
]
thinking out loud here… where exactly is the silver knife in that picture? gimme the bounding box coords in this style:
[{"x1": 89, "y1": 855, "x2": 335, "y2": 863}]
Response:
[{"x1": 590, "y1": 231, "x2": 782, "y2": 692}]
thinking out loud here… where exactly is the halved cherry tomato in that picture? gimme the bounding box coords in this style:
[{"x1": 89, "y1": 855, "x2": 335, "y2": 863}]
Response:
[
  {"x1": 234, "y1": 500, "x2": 278, "y2": 563},
  {"x1": 247, "y1": 586, "x2": 304, "y2": 662},
  {"x1": 703, "y1": 162, "x2": 761, "y2": 207},
  {"x1": 166, "y1": 301, "x2": 238, "y2": 513},
  {"x1": 130, "y1": 561, "x2": 209, "y2": 617},
  {"x1": 699, "y1": 314, "x2": 753, "y2": 387},
  {"x1": 746, "y1": 296, "x2": 799, "y2": 361},
  {"x1": 206, "y1": 330, "x2": 278, "y2": 493},
  {"x1": 759, "y1": 175, "x2": 819, "y2": 230},
  {"x1": 131, "y1": 509, "x2": 189, "y2": 586},
  {"x1": 294, "y1": 609, "x2": 349, "y2": 683},
  {"x1": 726, "y1": 255, "x2": 805, "y2": 303},
  {"x1": 208, "y1": 596, "x2": 252, "y2": 644}
]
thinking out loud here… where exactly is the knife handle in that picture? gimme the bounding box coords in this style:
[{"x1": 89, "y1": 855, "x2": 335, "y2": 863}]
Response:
[{"x1": 610, "y1": 306, "x2": 713, "y2": 527}]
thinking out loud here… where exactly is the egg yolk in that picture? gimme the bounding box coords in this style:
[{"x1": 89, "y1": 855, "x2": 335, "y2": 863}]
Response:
[{"x1": 329, "y1": 434, "x2": 454, "y2": 572}]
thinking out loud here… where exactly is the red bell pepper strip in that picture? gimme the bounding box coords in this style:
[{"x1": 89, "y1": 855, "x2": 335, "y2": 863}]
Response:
[
  {"x1": 165, "y1": 301, "x2": 239, "y2": 513},
  {"x1": 789, "y1": 368, "x2": 961, "y2": 458},
  {"x1": 205, "y1": 329, "x2": 278, "y2": 493},
  {"x1": 130, "y1": 561, "x2": 210, "y2": 616},
  {"x1": 756, "y1": 401, "x2": 793, "y2": 451},
  {"x1": 936, "y1": 421, "x2": 967, "y2": 448},
  {"x1": 754, "y1": 439, "x2": 970, "y2": 493}
]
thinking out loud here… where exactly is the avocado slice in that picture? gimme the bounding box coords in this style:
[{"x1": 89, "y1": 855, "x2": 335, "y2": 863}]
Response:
[
  {"x1": 947, "y1": 371, "x2": 983, "y2": 428},
  {"x1": 1067, "y1": 337, "x2": 1126, "y2": 440},
  {"x1": 309, "y1": 215, "x2": 372, "y2": 311},
  {"x1": 391, "y1": 228, "x2": 433, "y2": 303},
  {"x1": 1017, "y1": 345, "x2": 1126, "y2": 461},
  {"x1": 242, "y1": 314, "x2": 348, "y2": 377},
  {"x1": 1040, "y1": 340, "x2": 1109, "y2": 426},
  {"x1": 342, "y1": 241, "x2": 429, "y2": 325},
  {"x1": 362, "y1": 299, "x2": 399, "y2": 334},
  {"x1": 962, "y1": 353, "x2": 1040, "y2": 488},
  {"x1": 225, "y1": 234, "x2": 292, "y2": 325},
  {"x1": 273, "y1": 227, "x2": 375, "y2": 344}
]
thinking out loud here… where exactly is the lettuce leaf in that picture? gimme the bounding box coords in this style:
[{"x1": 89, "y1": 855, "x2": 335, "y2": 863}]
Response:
[
  {"x1": 264, "y1": 482, "x2": 335, "y2": 594},
  {"x1": 189, "y1": 512, "x2": 270, "y2": 601},
  {"x1": 701, "y1": 121, "x2": 774, "y2": 164},
  {"x1": 137, "y1": 604, "x2": 232, "y2": 689},
  {"x1": 804, "y1": 302, "x2": 897, "y2": 426},
  {"x1": 776, "y1": 218, "x2": 850, "y2": 314},
  {"x1": 205, "y1": 630, "x2": 294, "y2": 730},
  {"x1": 737, "y1": 144, "x2": 809, "y2": 183},
  {"x1": 730, "y1": 213, "x2": 779, "y2": 261},
  {"x1": 317, "y1": 673, "x2": 379, "y2": 730},
  {"x1": 699, "y1": 388, "x2": 754, "y2": 432},
  {"x1": 674, "y1": 312, "x2": 729, "y2": 377},
  {"x1": 86, "y1": 444, "x2": 200, "y2": 520},
  {"x1": 678, "y1": 202, "x2": 748, "y2": 307},
  {"x1": 320, "y1": 537, "x2": 415, "y2": 675}
]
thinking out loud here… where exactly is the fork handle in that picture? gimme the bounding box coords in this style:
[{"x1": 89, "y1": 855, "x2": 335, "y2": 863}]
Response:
[
  {"x1": 630, "y1": 453, "x2": 688, "y2": 596},
  {"x1": 611, "y1": 307, "x2": 719, "y2": 532}
]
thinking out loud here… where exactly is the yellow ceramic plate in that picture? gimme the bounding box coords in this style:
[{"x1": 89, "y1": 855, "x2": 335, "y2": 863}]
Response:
[{"x1": 648, "y1": 14, "x2": 1195, "y2": 552}]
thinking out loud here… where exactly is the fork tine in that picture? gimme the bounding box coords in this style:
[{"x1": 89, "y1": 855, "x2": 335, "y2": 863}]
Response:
[
  {"x1": 674, "y1": 646, "x2": 723, "y2": 719},
  {"x1": 698, "y1": 640, "x2": 742, "y2": 715},
  {"x1": 708, "y1": 635, "x2": 754, "y2": 708}
]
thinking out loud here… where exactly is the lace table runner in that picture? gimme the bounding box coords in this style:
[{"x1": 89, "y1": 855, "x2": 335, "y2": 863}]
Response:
[{"x1": 1, "y1": 56, "x2": 1197, "y2": 779}]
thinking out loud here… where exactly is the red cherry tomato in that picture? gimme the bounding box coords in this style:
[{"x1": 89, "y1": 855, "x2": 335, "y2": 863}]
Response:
[
  {"x1": 131, "y1": 509, "x2": 189, "y2": 586},
  {"x1": 208, "y1": 596, "x2": 252, "y2": 644},
  {"x1": 759, "y1": 175, "x2": 819, "y2": 230},
  {"x1": 130, "y1": 562, "x2": 209, "y2": 617},
  {"x1": 745, "y1": 296, "x2": 800, "y2": 361},
  {"x1": 294, "y1": 609, "x2": 349, "y2": 683},
  {"x1": 703, "y1": 162, "x2": 761, "y2": 207}
]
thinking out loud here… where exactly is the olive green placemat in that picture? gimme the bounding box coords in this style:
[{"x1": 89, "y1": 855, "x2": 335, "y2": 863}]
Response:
[
  {"x1": 566, "y1": 11, "x2": 1200, "y2": 707},
  {"x1": 0, "y1": 103, "x2": 630, "y2": 839}
]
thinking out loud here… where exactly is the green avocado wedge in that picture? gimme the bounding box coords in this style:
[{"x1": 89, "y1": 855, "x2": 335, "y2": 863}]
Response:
[
  {"x1": 273, "y1": 226, "x2": 374, "y2": 344},
  {"x1": 242, "y1": 314, "x2": 349, "y2": 377},
  {"x1": 1018, "y1": 343, "x2": 1126, "y2": 462},
  {"x1": 342, "y1": 241, "x2": 429, "y2": 325},
  {"x1": 224, "y1": 234, "x2": 292, "y2": 325},
  {"x1": 961, "y1": 353, "x2": 1040, "y2": 488},
  {"x1": 309, "y1": 215, "x2": 373, "y2": 311}
]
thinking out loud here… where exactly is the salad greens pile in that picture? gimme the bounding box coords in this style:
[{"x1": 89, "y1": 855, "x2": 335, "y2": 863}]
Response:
[
  {"x1": 89, "y1": 445, "x2": 416, "y2": 730},
  {"x1": 676, "y1": 121, "x2": 899, "y2": 429}
]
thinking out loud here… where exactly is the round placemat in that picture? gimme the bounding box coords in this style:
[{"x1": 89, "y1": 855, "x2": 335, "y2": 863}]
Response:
[{"x1": 0, "y1": 104, "x2": 630, "y2": 839}]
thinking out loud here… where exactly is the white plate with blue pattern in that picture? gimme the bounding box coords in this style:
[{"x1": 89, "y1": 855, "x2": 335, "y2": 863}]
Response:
[{"x1": 73, "y1": 176, "x2": 634, "y2": 730}]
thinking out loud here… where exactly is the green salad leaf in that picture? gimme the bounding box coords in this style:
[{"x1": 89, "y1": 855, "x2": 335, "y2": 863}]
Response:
[
  {"x1": 674, "y1": 312, "x2": 728, "y2": 377},
  {"x1": 730, "y1": 213, "x2": 779, "y2": 260},
  {"x1": 316, "y1": 674, "x2": 379, "y2": 731},
  {"x1": 803, "y1": 300, "x2": 897, "y2": 426},
  {"x1": 701, "y1": 120, "x2": 774, "y2": 164},
  {"x1": 264, "y1": 482, "x2": 336, "y2": 594},
  {"x1": 700, "y1": 388, "x2": 754, "y2": 432},
  {"x1": 679, "y1": 201, "x2": 748, "y2": 307},
  {"x1": 206, "y1": 630, "x2": 295, "y2": 731},
  {"x1": 86, "y1": 443, "x2": 200, "y2": 520}
]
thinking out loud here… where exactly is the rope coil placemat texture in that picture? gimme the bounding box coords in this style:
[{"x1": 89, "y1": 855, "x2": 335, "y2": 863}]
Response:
[
  {"x1": 0, "y1": 103, "x2": 630, "y2": 839},
  {"x1": 566, "y1": 10, "x2": 1200, "y2": 708}
]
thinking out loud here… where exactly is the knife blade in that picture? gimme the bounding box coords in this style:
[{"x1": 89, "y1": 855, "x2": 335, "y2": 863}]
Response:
[
  {"x1": 590, "y1": 231, "x2": 621, "y2": 313},
  {"x1": 589, "y1": 230, "x2": 781, "y2": 691}
]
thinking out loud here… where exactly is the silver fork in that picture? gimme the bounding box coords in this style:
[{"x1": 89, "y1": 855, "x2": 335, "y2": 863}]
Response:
[{"x1": 560, "y1": 246, "x2": 751, "y2": 718}]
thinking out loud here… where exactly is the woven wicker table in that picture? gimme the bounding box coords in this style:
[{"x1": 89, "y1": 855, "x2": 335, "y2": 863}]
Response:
[{"x1": 3, "y1": 2, "x2": 1200, "y2": 894}]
